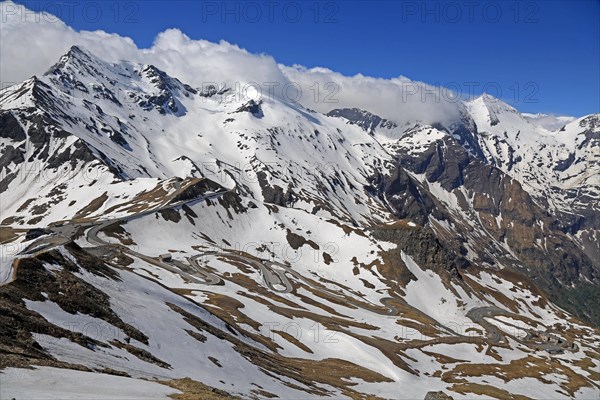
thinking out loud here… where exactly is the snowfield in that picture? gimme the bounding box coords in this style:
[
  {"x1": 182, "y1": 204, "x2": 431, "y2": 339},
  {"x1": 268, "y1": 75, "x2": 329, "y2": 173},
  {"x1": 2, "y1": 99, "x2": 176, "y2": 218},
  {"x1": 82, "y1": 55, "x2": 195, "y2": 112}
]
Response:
[
  {"x1": 0, "y1": 44, "x2": 598, "y2": 400},
  {"x1": 0, "y1": 366, "x2": 180, "y2": 399}
]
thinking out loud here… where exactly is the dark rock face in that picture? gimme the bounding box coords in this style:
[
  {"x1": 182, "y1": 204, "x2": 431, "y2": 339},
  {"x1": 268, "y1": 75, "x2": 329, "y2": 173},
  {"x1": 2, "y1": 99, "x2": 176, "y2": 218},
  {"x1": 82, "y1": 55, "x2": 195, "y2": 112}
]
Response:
[
  {"x1": 424, "y1": 391, "x2": 454, "y2": 400},
  {"x1": 159, "y1": 208, "x2": 181, "y2": 223},
  {"x1": 27, "y1": 114, "x2": 70, "y2": 149},
  {"x1": 234, "y1": 99, "x2": 263, "y2": 118},
  {"x1": 381, "y1": 167, "x2": 445, "y2": 225},
  {"x1": 46, "y1": 139, "x2": 98, "y2": 170},
  {"x1": 443, "y1": 111, "x2": 486, "y2": 160},
  {"x1": 0, "y1": 112, "x2": 26, "y2": 141},
  {"x1": 0, "y1": 243, "x2": 148, "y2": 368},
  {"x1": 377, "y1": 134, "x2": 600, "y2": 326},
  {"x1": 2, "y1": 109, "x2": 101, "y2": 173},
  {"x1": 372, "y1": 223, "x2": 467, "y2": 281},
  {"x1": 256, "y1": 171, "x2": 294, "y2": 206},
  {"x1": 286, "y1": 229, "x2": 319, "y2": 251},
  {"x1": 24, "y1": 228, "x2": 50, "y2": 241},
  {"x1": 139, "y1": 93, "x2": 178, "y2": 114},
  {"x1": 327, "y1": 108, "x2": 397, "y2": 133},
  {"x1": 0, "y1": 145, "x2": 25, "y2": 171},
  {"x1": 137, "y1": 64, "x2": 196, "y2": 115},
  {"x1": 554, "y1": 152, "x2": 575, "y2": 172},
  {"x1": 199, "y1": 84, "x2": 228, "y2": 98},
  {"x1": 170, "y1": 179, "x2": 225, "y2": 204},
  {"x1": 0, "y1": 171, "x2": 18, "y2": 195},
  {"x1": 579, "y1": 114, "x2": 599, "y2": 131},
  {"x1": 107, "y1": 129, "x2": 130, "y2": 149},
  {"x1": 401, "y1": 137, "x2": 470, "y2": 191}
]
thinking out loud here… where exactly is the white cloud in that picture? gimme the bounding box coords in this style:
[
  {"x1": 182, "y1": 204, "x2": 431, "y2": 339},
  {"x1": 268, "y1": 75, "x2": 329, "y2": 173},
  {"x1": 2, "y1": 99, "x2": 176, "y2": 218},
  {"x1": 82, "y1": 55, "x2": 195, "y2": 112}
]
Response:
[
  {"x1": 0, "y1": 2, "x2": 138, "y2": 84},
  {"x1": 0, "y1": 0, "x2": 462, "y2": 127},
  {"x1": 281, "y1": 65, "x2": 462, "y2": 126},
  {"x1": 146, "y1": 29, "x2": 288, "y2": 91}
]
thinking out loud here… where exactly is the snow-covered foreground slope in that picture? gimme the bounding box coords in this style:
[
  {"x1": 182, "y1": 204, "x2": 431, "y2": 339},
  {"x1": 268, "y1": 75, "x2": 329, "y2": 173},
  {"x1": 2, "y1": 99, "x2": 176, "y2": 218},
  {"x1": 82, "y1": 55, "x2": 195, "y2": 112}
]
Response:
[
  {"x1": 1, "y1": 47, "x2": 599, "y2": 399},
  {"x1": 2, "y1": 226, "x2": 599, "y2": 399},
  {"x1": 0, "y1": 366, "x2": 180, "y2": 399}
]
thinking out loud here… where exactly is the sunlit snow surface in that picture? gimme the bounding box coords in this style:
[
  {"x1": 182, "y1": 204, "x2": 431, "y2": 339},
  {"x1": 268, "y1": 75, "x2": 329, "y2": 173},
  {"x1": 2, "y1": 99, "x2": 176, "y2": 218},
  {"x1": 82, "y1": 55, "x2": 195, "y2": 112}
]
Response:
[
  {"x1": 0, "y1": 366, "x2": 179, "y2": 399},
  {"x1": 0, "y1": 47, "x2": 599, "y2": 399}
]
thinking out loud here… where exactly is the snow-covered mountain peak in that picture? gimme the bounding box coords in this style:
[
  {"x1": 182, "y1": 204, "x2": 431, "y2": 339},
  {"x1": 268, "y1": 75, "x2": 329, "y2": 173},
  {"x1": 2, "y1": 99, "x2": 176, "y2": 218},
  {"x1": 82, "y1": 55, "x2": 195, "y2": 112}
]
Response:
[
  {"x1": 464, "y1": 91, "x2": 600, "y2": 228},
  {"x1": 45, "y1": 45, "x2": 119, "y2": 83},
  {"x1": 475, "y1": 92, "x2": 516, "y2": 109},
  {"x1": 45, "y1": 45, "x2": 92, "y2": 72},
  {"x1": 0, "y1": 47, "x2": 400, "y2": 226},
  {"x1": 467, "y1": 93, "x2": 520, "y2": 127},
  {"x1": 138, "y1": 63, "x2": 196, "y2": 95}
]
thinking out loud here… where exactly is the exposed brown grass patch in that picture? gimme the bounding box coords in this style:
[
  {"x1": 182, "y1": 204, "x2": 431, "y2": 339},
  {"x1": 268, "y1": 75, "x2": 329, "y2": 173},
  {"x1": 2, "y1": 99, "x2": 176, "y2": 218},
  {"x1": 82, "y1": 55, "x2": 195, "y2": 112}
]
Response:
[
  {"x1": 449, "y1": 382, "x2": 531, "y2": 400},
  {"x1": 0, "y1": 226, "x2": 23, "y2": 243},
  {"x1": 201, "y1": 292, "x2": 281, "y2": 353},
  {"x1": 74, "y1": 191, "x2": 108, "y2": 218},
  {"x1": 462, "y1": 274, "x2": 521, "y2": 313},
  {"x1": 161, "y1": 377, "x2": 238, "y2": 400},
  {"x1": 572, "y1": 357, "x2": 600, "y2": 382},
  {"x1": 168, "y1": 303, "x2": 392, "y2": 398},
  {"x1": 421, "y1": 349, "x2": 468, "y2": 364},
  {"x1": 273, "y1": 330, "x2": 314, "y2": 353},
  {"x1": 442, "y1": 355, "x2": 593, "y2": 397},
  {"x1": 203, "y1": 293, "x2": 261, "y2": 331}
]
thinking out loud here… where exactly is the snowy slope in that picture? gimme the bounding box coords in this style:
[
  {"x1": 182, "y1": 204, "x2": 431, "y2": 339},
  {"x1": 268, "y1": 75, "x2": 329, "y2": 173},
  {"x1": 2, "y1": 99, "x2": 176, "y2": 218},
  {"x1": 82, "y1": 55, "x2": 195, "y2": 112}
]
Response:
[
  {"x1": 0, "y1": 367, "x2": 180, "y2": 400},
  {"x1": 467, "y1": 94, "x2": 599, "y2": 216},
  {"x1": 1, "y1": 46, "x2": 599, "y2": 399},
  {"x1": 1, "y1": 46, "x2": 394, "y2": 228}
]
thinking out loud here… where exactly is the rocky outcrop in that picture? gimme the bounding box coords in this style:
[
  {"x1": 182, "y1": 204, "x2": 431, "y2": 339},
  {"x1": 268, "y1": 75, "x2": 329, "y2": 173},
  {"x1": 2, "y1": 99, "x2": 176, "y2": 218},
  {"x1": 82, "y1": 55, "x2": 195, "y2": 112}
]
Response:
[
  {"x1": 379, "y1": 134, "x2": 600, "y2": 326},
  {"x1": 327, "y1": 108, "x2": 397, "y2": 133},
  {"x1": 424, "y1": 391, "x2": 454, "y2": 400},
  {"x1": 0, "y1": 111, "x2": 26, "y2": 141},
  {"x1": 233, "y1": 99, "x2": 263, "y2": 118},
  {"x1": 372, "y1": 223, "x2": 467, "y2": 281},
  {"x1": 256, "y1": 171, "x2": 294, "y2": 207},
  {"x1": 0, "y1": 243, "x2": 147, "y2": 368}
]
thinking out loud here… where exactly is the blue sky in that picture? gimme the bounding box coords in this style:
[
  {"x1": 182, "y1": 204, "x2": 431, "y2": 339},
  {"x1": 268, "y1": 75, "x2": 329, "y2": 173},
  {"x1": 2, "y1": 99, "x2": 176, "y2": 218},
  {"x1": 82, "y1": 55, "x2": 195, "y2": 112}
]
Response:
[{"x1": 15, "y1": 0, "x2": 600, "y2": 116}]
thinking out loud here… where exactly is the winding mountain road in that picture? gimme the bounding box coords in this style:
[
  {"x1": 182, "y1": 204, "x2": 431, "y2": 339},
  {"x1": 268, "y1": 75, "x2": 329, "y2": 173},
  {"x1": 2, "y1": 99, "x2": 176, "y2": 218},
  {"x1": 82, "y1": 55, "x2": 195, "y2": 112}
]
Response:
[{"x1": 18, "y1": 187, "x2": 455, "y2": 328}]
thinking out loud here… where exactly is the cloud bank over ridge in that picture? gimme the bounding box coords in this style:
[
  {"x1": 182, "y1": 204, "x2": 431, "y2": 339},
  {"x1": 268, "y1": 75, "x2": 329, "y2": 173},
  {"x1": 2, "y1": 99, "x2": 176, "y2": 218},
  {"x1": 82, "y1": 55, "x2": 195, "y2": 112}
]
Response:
[{"x1": 0, "y1": 0, "x2": 463, "y2": 126}]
